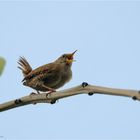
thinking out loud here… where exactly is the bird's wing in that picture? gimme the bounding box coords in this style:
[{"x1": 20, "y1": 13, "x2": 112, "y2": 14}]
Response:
[{"x1": 22, "y1": 63, "x2": 57, "y2": 82}]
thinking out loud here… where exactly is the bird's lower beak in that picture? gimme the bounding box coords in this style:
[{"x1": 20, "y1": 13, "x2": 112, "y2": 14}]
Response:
[
  {"x1": 66, "y1": 59, "x2": 75, "y2": 64},
  {"x1": 66, "y1": 50, "x2": 77, "y2": 64}
]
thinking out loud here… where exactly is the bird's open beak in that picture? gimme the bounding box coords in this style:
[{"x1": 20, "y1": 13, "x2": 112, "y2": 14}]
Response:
[{"x1": 66, "y1": 50, "x2": 77, "y2": 64}]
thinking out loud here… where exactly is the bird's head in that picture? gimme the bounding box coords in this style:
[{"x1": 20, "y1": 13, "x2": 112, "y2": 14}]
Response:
[{"x1": 56, "y1": 50, "x2": 77, "y2": 66}]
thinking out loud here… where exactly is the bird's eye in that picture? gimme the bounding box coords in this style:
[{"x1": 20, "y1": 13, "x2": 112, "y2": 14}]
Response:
[{"x1": 62, "y1": 55, "x2": 66, "y2": 58}]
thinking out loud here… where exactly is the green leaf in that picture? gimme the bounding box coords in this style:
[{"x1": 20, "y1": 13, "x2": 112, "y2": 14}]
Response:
[{"x1": 0, "y1": 57, "x2": 6, "y2": 76}]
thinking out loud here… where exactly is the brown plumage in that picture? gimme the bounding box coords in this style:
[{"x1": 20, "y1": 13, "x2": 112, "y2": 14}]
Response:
[{"x1": 18, "y1": 51, "x2": 77, "y2": 93}]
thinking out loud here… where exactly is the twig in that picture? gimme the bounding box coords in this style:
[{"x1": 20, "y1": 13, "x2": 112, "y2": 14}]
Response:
[{"x1": 0, "y1": 82, "x2": 140, "y2": 112}]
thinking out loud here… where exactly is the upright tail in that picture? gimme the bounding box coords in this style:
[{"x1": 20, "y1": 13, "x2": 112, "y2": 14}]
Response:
[{"x1": 18, "y1": 57, "x2": 32, "y2": 77}]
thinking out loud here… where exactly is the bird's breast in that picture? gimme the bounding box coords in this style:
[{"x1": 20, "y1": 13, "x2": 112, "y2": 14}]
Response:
[
  {"x1": 61, "y1": 68, "x2": 72, "y2": 82},
  {"x1": 52, "y1": 66, "x2": 72, "y2": 89},
  {"x1": 60, "y1": 67, "x2": 72, "y2": 83}
]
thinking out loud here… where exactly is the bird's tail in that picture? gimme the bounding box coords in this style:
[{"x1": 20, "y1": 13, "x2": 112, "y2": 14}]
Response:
[{"x1": 18, "y1": 57, "x2": 32, "y2": 77}]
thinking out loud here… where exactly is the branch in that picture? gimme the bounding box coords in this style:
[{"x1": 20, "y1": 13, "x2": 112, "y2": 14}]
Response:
[{"x1": 0, "y1": 82, "x2": 140, "y2": 112}]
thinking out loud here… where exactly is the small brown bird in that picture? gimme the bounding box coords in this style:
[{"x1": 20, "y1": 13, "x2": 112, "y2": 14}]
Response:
[{"x1": 18, "y1": 51, "x2": 77, "y2": 94}]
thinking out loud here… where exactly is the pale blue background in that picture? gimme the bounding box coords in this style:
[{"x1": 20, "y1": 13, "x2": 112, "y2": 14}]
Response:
[{"x1": 0, "y1": 1, "x2": 140, "y2": 139}]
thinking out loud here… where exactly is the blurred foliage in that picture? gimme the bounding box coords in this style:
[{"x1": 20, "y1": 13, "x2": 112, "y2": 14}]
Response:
[{"x1": 0, "y1": 57, "x2": 6, "y2": 76}]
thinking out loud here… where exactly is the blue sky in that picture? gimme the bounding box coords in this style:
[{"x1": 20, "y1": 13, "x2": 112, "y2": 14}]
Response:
[{"x1": 0, "y1": 1, "x2": 140, "y2": 139}]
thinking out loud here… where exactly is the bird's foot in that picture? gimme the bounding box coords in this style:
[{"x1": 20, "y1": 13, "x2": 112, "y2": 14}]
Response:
[
  {"x1": 30, "y1": 92, "x2": 37, "y2": 96},
  {"x1": 30, "y1": 90, "x2": 41, "y2": 96},
  {"x1": 82, "y1": 82, "x2": 88, "y2": 88},
  {"x1": 46, "y1": 89, "x2": 56, "y2": 98},
  {"x1": 37, "y1": 90, "x2": 40, "y2": 94}
]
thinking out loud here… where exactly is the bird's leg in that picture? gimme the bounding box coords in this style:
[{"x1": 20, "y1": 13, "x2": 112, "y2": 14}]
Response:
[
  {"x1": 37, "y1": 90, "x2": 40, "y2": 94},
  {"x1": 29, "y1": 90, "x2": 40, "y2": 95},
  {"x1": 35, "y1": 81, "x2": 56, "y2": 92},
  {"x1": 46, "y1": 91, "x2": 55, "y2": 97},
  {"x1": 41, "y1": 84, "x2": 56, "y2": 97},
  {"x1": 30, "y1": 92, "x2": 37, "y2": 96},
  {"x1": 43, "y1": 85, "x2": 56, "y2": 95},
  {"x1": 29, "y1": 79, "x2": 56, "y2": 95}
]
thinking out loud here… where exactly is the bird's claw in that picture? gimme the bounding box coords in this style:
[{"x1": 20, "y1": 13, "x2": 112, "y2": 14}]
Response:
[
  {"x1": 46, "y1": 91, "x2": 52, "y2": 98},
  {"x1": 30, "y1": 92, "x2": 37, "y2": 96},
  {"x1": 82, "y1": 82, "x2": 88, "y2": 88}
]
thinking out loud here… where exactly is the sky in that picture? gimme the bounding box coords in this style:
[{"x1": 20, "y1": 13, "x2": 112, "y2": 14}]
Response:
[{"x1": 0, "y1": 1, "x2": 140, "y2": 139}]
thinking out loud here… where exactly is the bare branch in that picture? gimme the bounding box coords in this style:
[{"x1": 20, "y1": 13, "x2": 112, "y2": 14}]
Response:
[{"x1": 0, "y1": 82, "x2": 140, "y2": 112}]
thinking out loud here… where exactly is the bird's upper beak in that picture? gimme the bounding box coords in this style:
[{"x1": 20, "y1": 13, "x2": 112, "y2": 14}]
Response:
[{"x1": 66, "y1": 50, "x2": 77, "y2": 64}]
